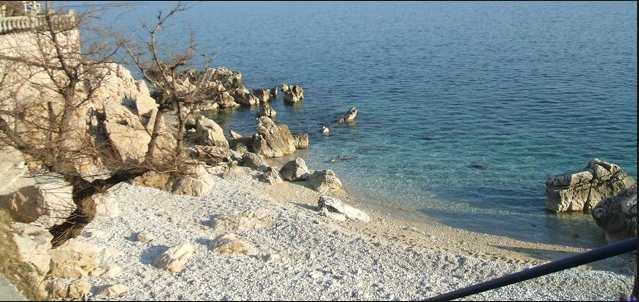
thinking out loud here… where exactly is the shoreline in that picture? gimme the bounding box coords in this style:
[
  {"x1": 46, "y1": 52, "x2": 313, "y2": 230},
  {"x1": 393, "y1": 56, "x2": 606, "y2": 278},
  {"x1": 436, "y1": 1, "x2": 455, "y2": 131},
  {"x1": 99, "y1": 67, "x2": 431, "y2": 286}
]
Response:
[
  {"x1": 262, "y1": 157, "x2": 632, "y2": 273},
  {"x1": 74, "y1": 166, "x2": 634, "y2": 300}
]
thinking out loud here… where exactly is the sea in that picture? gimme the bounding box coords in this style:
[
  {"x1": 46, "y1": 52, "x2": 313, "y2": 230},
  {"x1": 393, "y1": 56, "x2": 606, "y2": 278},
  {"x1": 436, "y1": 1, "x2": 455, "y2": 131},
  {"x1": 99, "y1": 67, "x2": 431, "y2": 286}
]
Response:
[{"x1": 85, "y1": 1, "x2": 637, "y2": 249}]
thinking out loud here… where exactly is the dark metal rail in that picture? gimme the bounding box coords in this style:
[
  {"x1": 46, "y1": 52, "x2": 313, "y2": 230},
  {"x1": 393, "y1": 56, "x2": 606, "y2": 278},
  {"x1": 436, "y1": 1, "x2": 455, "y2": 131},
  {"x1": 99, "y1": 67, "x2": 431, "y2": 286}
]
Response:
[{"x1": 425, "y1": 237, "x2": 637, "y2": 301}]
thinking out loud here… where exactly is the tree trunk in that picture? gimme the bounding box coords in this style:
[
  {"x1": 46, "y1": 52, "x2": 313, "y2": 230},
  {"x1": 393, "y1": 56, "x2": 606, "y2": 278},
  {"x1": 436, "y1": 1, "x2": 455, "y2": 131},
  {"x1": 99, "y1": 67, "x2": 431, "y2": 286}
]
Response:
[{"x1": 49, "y1": 168, "x2": 148, "y2": 247}]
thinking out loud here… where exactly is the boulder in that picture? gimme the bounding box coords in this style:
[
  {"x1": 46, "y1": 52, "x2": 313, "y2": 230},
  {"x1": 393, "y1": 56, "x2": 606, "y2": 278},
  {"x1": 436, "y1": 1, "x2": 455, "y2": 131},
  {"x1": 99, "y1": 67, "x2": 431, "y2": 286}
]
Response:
[
  {"x1": 281, "y1": 83, "x2": 304, "y2": 104},
  {"x1": 172, "y1": 164, "x2": 214, "y2": 196},
  {"x1": 153, "y1": 242, "x2": 195, "y2": 273},
  {"x1": 195, "y1": 116, "x2": 229, "y2": 148},
  {"x1": 0, "y1": 175, "x2": 75, "y2": 227},
  {"x1": 338, "y1": 107, "x2": 357, "y2": 123},
  {"x1": 545, "y1": 159, "x2": 635, "y2": 212},
  {"x1": 190, "y1": 145, "x2": 234, "y2": 166},
  {"x1": 279, "y1": 157, "x2": 310, "y2": 182},
  {"x1": 309, "y1": 170, "x2": 342, "y2": 193},
  {"x1": 11, "y1": 222, "x2": 52, "y2": 275},
  {"x1": 49, "y1": 239, "x2": 101, "y2": 278},
  {"x1": 592, "y1": 184, "x2": 637, "y2": 243},
  {"x1": 318, "y1": 195, "x2": 370, "y2": 222},
  {"x1": 259, "y1": 167, "x2": 283, "y2": 184},
  {"x1": 256, "y1": 103, "x2": 277, "y2": 120},
  {"x1": 293, "y1": 133, "x2": 309, "y2": 149},
  {"x1": 242, "y1": 152, "x2": 267, "y2": 171},
  {"x1": 252, "y1": 116, "x2": 296, "y2": 158},
  {"x1": 210, "y1": 210, "x2": 275, "y2": 231},
  {"x1": 95, "y1": 284, "x2": 129, "y2": 297},
  {"x1": 252, "y1": 88, "x2": 272, "y2": 103}
]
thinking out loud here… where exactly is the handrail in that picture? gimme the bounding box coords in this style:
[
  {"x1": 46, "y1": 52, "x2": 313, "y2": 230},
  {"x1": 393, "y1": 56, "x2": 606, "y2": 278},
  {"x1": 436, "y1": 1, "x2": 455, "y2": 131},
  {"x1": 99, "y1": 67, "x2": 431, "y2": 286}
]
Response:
[{"x1": 425, "y1": 237, "x2": 637, "y2": 301}]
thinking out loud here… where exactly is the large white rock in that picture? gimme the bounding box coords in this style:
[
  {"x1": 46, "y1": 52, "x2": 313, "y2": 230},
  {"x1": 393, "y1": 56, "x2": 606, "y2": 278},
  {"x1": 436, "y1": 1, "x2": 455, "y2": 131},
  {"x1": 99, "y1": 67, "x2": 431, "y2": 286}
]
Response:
[
  {"x1": 545, "y1": 159, "x2": 635, "y2": 212},
  {"x1": 49, "y1": 238, "x2": 101, "y2": 278},
  {"x1": 0, "y1": 174, "x2": 75, "y2": 227},
  {"x1": 318, "y1": 195, "x2": 370, "y2": 222},
  {"x1": 11, "y1": 222, "x2": 52, "y2": 275}
]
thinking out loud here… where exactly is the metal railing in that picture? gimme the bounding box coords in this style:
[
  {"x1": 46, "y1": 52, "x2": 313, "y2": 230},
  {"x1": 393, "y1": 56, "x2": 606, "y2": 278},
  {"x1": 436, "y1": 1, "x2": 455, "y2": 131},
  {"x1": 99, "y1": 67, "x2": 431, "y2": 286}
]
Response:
[{"x1": 425, "y1": 237, "x2": 637, "y2": 301}]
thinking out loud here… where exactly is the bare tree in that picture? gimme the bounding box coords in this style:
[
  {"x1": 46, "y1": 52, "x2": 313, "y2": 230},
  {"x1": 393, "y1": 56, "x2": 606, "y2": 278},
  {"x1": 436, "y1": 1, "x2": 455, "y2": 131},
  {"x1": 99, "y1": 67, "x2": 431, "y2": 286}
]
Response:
[
  {"x1": 0, "y1": 1, "x2": 154, "y2": 246},
  {"x1": 123, "y1": 1, "x2": 218, "y2": 166}
]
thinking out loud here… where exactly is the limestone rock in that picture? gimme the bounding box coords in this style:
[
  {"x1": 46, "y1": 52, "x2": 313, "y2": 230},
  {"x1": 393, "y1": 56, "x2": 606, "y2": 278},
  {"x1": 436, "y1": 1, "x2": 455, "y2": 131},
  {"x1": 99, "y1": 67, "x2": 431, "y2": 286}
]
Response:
[
  {"x1": 252, "y1": 116, "x2": 296, "y2": 158},
  {"x1": 256, "y1": 103, "x2": 277, "y2": 120},
  {"x1": 259, "y1": 167, "x2": 283, "y2": 184},
  {"x1": 545, "y1": 159, "x2": 635, "y2": 212},
  {"x1": 210, "y1": 210, "x2": 275, "y2": 231},
  {"x1": 281, "y1": 83, "x2": 304, "y2": 104},
  {"x1": 279, "y1": 157, "x2": 310, "y2": 182},
  {"x1": 309, "y1": 170, "x2": 342, "y2": 193},
  {"x1": 93, "y1": 191, "x2": 119, "y2": 219},
  {"x1": 0, "y1": 174, "x2": 75, "y2": 227},
  {"x1": 242, "y1": 152, "x2": 267, "y2": 171},
  {"x1": 252, "y1": 88, "x2": 272, "y2": 103},
  {"x1": 48, "y1": 279, "x2": 91, "y2": 300},
  {"x1": 592, "y1": 184, "x2": 637, "y2": 243},
  {"x1": 293, "y1": 133, "x2": 309, "y2": 149},
  {"x1": 96, "y1": 284, "x2": 129, "y2": 297},
  {"x1": 11, "y1": 222, "x2": 52, "y2": 275},
  {"x1": 153, "y1": 242, "x2": 195, "y2": 273},
  {"x1": 191, "y1": 145, "x2": 234, "y2": 166},
  {"x1": 195, "y1": 116, "x2": 229, "y2": 148},
  {"x1": 318, "y1": 195, "x2": 370, "y2": 222},
  {"x1": 49, "y1": 239, "x2": 100, "y2": 278},
  {"x1": 209, "y1": 233, "x2": 254, "y2": 255},
  {"x1": 338, "y1": 107, "x2": 357, "y2": 123}
]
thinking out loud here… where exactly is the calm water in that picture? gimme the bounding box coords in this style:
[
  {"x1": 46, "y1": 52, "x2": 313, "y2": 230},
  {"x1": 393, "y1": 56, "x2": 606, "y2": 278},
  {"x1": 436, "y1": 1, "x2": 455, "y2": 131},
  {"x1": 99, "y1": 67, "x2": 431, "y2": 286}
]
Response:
[{"x1": 97, "y1": 1, "x2": 637, "y2": 248}]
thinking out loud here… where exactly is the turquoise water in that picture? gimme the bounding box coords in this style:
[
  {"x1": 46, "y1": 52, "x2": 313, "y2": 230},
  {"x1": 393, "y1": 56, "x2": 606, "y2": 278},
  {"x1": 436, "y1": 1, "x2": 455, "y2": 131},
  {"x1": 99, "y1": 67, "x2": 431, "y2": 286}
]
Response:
[{"x1": 99, "y1": 1, "x2": 636, "y2": 248}]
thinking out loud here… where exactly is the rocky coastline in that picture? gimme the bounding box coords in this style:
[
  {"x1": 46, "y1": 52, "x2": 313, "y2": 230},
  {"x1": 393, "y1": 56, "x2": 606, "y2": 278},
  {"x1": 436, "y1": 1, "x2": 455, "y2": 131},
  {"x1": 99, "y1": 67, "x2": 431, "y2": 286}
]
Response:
[{"x1": 0, "y1": 52, "x2": 636, "y2": 300}]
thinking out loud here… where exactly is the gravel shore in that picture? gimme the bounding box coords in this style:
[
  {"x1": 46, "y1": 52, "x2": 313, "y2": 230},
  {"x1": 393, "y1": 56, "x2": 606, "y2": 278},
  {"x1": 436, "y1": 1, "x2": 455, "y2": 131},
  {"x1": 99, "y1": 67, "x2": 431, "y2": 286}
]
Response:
[{"x1": 74, "y1": 166, "x2": 634, "y2": 301}]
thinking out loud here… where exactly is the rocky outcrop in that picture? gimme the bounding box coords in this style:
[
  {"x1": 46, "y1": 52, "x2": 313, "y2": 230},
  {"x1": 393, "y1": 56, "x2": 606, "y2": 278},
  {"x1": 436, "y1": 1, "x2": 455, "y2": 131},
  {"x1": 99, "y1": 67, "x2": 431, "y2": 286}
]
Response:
[
  {"x1": 338, "y1": 107, "x2": 357, "y2": 123},
  {"x1": 281, "y1": 83, "x2": 304, "y2": 104},
  {"x1": 252, "y1": 88, "x2": 272, "y2": 103},
  {"x1": 256, "y1": 103, "x2": 277, "y2": 120},
  {"x1": 209, "y1": 67, "x2": 258, "y2": 107},
  {"x1": 252, "y1": 116, "x2": 297, "y2": 158},
  {"x1": 293, "y1": 133, "x2": 309, "y2": 150},
  {"x1": 592, "y1": 184, "x2": 637, "y2": 243},
  {"x1": 98, "y1": 63, "x2": 176, "y2": 170},
  {"x1": 545, "y1": 159, "x2": 635, "y2": 212}
]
